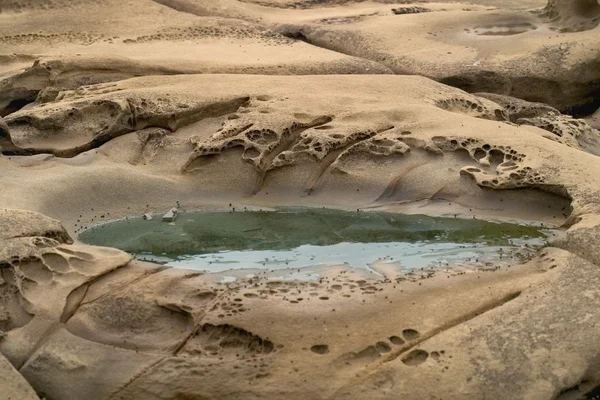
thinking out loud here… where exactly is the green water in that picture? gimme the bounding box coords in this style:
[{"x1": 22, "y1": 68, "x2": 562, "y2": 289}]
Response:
[{"x1": 79, "y1": 208, "x2": 552, "y2": 273}]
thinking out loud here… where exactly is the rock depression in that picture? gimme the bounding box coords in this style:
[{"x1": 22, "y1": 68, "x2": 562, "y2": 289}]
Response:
[{"x1": 1, "y1": 0, "x2": 600, "y2": 399}]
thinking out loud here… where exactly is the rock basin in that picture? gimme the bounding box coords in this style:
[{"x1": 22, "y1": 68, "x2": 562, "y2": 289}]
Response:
[{"x1": 80, "y1": 208, "x2": 553, "y2": 277}]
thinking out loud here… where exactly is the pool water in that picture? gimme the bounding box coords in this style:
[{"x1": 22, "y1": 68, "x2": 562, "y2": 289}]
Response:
[{"x1": 79, "y1": 208, "x2": 553, "y2": 273}]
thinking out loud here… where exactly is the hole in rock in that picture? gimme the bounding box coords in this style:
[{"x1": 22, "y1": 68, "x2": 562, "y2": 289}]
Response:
[
  {"x1": 389, "y1": 336, "x2": 405, "y2": 345},
  {"x1": 402, "y1": 329, "x2": 420, "y2": 341},
  {"x1": 1, "y1": 98, "x2": 34, "y2": 117},
  {"x1": 473, "y1": 148, "x2": 487, "y2": 160},
  {"x1": 401, "y1": 349, "x2": 429, "y2": 366},
  {"x1": 281, "y1": 31, "x2": 313, "y2": 45},
  {"x1": 556, "y1": 380, "x2": 600, "y2": 400},
  {"x1": 79, "y1": 208, "x2": 555, "y2": 277},
  {"x1": 311, "y1": 345, "x2": 329, "y2": 355}
]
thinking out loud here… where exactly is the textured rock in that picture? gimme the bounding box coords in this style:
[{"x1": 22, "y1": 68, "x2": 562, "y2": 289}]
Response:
[
  {"x1": 0, "y1": 116, "x2": 10, "y2": 151},
  {"x1": 262, "y1": 0, "x2": 600, "y2": 114},
  {"x1": 0, "y1": 209, "x2": 131, "y2": 372},
  {"x1": 20, "y1": 327, "x2": 161, "y2": 400},
  {"x1": 475, "y1": 92, "x2": 561, "y2": 122},
  {"x1": 331, "y1": 246, "x2": 600, "y2": 400},
  {"x1": 587, "y1": 107, "x2": 600, "y2": 130},
  {"x1": 1, "y1": 2, "x2": 600, "y2": 395},
  {"x1": 0, "y1": 352, "x2": 39, "y2": 400},
  {"x1": 5, "y1": 88, "x2": 249, "y2": 156},
  {"x1": 1, "y1": 209, "x2": 598, "y2": 400},
  {"x1": 476, "y1": 92, "x2": 600, "y2": 155},
  {"x1": 0, "y1": 77, "x2": 599, "y2": 398},
  {"x1": 0, "y1": 208, "x2": 71, "y2": 242},
  {"x1": 0, "y1": 0, "x2": 391, "y2": 116},
  {"x1": 0, "y1": 57, "x2": 183, "y2": 117},
  {"x1": 517, "y1": 113, "x2": 600, "y2": 156},
  {"x1": 0, "y1": 74, "x2": 594, "y2": 228},
  {"x1": 538, "y1": 0, "x2": 600, "y2": 32},
  {"x1": 554, "y1": 213, "x2": 600, "y2": 266}
]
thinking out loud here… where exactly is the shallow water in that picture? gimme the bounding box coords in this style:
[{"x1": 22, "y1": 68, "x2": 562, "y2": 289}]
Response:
[{"x1": 79, "y1": 208, "x2": 553, "y2": 273}]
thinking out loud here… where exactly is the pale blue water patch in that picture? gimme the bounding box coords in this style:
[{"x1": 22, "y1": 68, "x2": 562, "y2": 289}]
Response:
[
  {"x1": 166, "y1": 241, "x2": 535, "y2": 272},
  {"x1": 79, "y1": 208, "x2": 554, "y2": 273}
]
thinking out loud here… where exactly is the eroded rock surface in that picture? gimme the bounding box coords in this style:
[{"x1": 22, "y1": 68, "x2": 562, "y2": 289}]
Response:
[
  {"x1": 4, "y1": 85, "x2": 250, "y2": 156},
  {"x1": 0, "y1": 57, "x2": 184, "y2": 117},
  {"x1": 0, "y1": 207, "x2": 599, "y2": 399},
  {"x1": 0, "y1": 352, "x2": 39, "y2": 400},
  {"x1": 0, "y1": 73, "x2": 599, "y2": 399},
  {"x1": 1, "y1": 75, "x2": 595, "y2": 223},
  {"x1": 259, "y1": 0, "x2": 600, "y2": 113},
  {"x1": 1, "y1": 1, "x2": 600, "y2": 399},
  {"x1": 0, "y1": 0, "x2": 391, "y2": 116},
  {"x1": 538, "y1": 0, "x2": 600, "y2": 32},
  {"x1": 0, "y1": 209, "x2": 131, "y2": 374},
  {"x1": 2, "y1": 0, "x2": 599, "y2": 116}
]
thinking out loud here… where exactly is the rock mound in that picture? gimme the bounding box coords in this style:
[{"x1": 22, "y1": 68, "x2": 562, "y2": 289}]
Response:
[{"x1": 538, "y1": 0, "x2": 600, "y2": 32}]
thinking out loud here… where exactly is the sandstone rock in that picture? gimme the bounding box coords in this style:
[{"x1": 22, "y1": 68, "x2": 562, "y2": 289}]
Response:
[
  {"x1": 0, "y1": 352, "x2": 39, "y2": 400},
  {"x1": 587, "y1": 107, "x2": 600, "y2": 130},
  {"x1": 263, "y1": 0, "x2": 600, "y2": 113},
  {"x1": 332, "y1": 247, "x2": 600, "y2": 400},
  {"x1": 4, "y1": 88, "x2": 249, "y2": 156},
  {"x1": 475, "y1": 92, "x2": 561, "y2": 122},
  {"x1": 0, "y1": 208, "x2": 71, "y2": 242},
  {"x1": 0, "y1": 116, "x2": 11, "y2": 151},
  {"x1": 1, "y1": 205, "x2": 599, "y2": 399},
  {"x1": 0, "y1": 0, "x2": 391, "y2": 116},
  {"x1": 538, "y1": 0, "x2": 600, "y2": 32},
  {"x1": 0, "y1": 57, "x2": 183, "y2": 117},
  {"x1": 20, "y1": 327, "x2": 161, "y2": 400},
  {"x1": 553, "y1": 213, "x2": 600, "y2": 266},
  {"x1": 0, "y1": 12, "x2": 600, "y2": 395},
  {"x1": 0, "y1": 209, "x2": 131, "y2": 371}
]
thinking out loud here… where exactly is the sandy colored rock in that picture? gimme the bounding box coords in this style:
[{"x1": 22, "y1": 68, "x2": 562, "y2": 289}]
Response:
[
  {"x1": 1, "y1": 0, "x2": 600, "y2": 399},
  {"x1": 332, "y1": 247, "x2": 600, "y2": 400},
  {"x1": 251, "y1": 0, "x2": 600, "y2": 113},
  {"x1": 4, "y1": 0, "x2": 599, "y2": 116},
  {"x1": 0, "y1": 352, "x2": 39, "y2": 400},
  {"x1": 587, "y1": 107, "x2": 600, "y2": 129},
  {"x1": 554, "y1": 213, "x2": 600, "y2": 266},
  {"x1": 20, "y1": 327, "x2": 161, "y2": 400},
  {"x1": 0, "y1": 0, "x2": 390, "y2": 116},
  {"x1": 0, "y1": 208, "x2": 70, "y2": 242},
  {"x1": 4, "y1": 81, "x2": 250, "y2": 156},
  {"x1": 0, "y1": 74, "x2": 594, "y2": 227},
  {"x1": 65, "y1": 267, "x2": 201, "y2": 354},
  {"x1": 0, "y1": 209, "x2": 131, "y2": 374},
  {"x1": 538, "y1": 0, "x2": 600, "y2": 32},
  {"x1": 0, "y1": 57, "x2": 185, "y2": 117},
  {"x1": 0, "y1": 72, "x2": 599, "y2": 398},
  {"x1": 0, "y1": 116, "x2": 10, "y2": 150}
]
